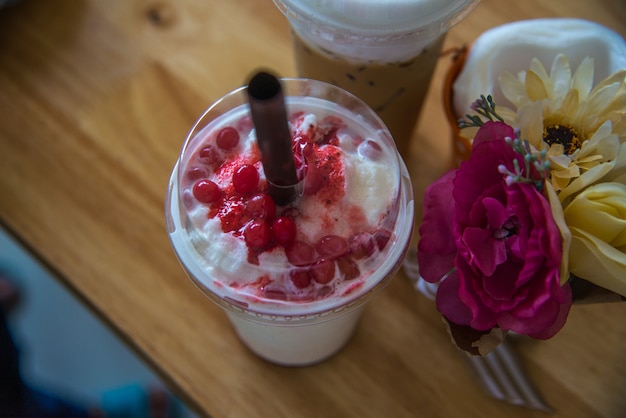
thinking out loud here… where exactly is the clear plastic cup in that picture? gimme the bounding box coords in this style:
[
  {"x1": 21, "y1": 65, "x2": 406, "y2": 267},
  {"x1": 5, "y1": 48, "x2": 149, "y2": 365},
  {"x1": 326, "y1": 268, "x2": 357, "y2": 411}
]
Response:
[
  {"x1": 165, "y1": 78, "x2": 414, "y2": 366},
  {"x1": 273, "y1": 0, "x2": 480, "y2": 159}
]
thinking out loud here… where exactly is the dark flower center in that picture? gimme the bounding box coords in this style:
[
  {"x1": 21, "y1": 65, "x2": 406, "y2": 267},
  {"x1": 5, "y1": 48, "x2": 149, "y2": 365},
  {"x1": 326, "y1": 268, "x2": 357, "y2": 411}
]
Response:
[
  {"x1": 543, "y1": 124, "x2": 581, "y2": 155},
  {"x1": 493, "y1": 216, "x2": 520, "y2": 240}
]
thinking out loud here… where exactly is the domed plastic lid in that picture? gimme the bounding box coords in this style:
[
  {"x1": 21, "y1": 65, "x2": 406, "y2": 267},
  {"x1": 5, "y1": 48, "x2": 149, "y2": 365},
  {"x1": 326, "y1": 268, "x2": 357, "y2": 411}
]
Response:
[
  {"x1": 274, "y1": 0, "x2": 480, "y2": 35},
  {"x1": 167, "y1": 78, "x2": 415, "y2": 317}
]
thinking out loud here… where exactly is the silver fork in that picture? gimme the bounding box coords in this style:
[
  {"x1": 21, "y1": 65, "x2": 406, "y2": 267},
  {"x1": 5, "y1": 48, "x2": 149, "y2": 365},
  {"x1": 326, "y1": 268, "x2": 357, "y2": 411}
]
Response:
[{"x1": 404, "y1": 252, "x2": 554, "y2": 412}]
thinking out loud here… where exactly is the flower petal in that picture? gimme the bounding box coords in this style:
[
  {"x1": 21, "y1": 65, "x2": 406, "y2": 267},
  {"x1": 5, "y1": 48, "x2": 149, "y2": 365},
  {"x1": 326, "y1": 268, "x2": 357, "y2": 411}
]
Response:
[
  {"x1": 528, "y1": 290, "x2": 571, "y2": 340},
  {"x1": 456, "y1": 260, "x2": 498, "y2": 330},
  {"x1": 483, "y1": 266, "x2": 517, "y2": 301},
  {"x1": 417, "y1": 171, "x2": 458, "y2": 283},
  {"x1": 472, "y1": 121, "x2": 516, "y2": 148},
  {"x1": 604, "y1": 150, "x2": 626, "y2": 182},
  {"x1": 548, "y1": 145, "x2": 569, "y2": 164},
  {"x1": 550, "y1": 53, "x2": 572, "y2": 102},
  {"x1": 526, "y1": 69, "x2": 550, "y2": 101},
  {"x1": 578, "y1": 120, "x2": 619, "y2": 161},
  {"x1": 569, "y1": 228, "x2": 626, "y2": 297},
  {"x1": 499, "y1": 71, "x2": 529, "y2": 107},
  {"x1": 564, "y1": 182, "x2": 626, "y2": 297},
  {"x1": 557, "y1": 88, "x2": 581, "y2": 118},
  {"x1": 500, "y1": 276, "x2": 571, "y2": 339},
  {"x1": 435, "y1": 269, "x2": 474, "y2": 325},
  {"x1": 515, "y1": 101, "x2": 544, "y2": 147},
  {"x1": 571, "y1": 56, "x2": 594, "y2": 101},
  {"x1": 529, "y1": 57, "x2": 551, "y2": 87},
  {"x1": 580, "y1": 81, "x2": 622, "y2": 131},
  {"x1": 462, "y1": 226, "x2": 506, "y2": 276},
  {"x1": 559, "y1": 161, "x2": 615, "y2": 202},
  {"x1": 545, "y1": 182, "x2": 571, "y2": 284}
]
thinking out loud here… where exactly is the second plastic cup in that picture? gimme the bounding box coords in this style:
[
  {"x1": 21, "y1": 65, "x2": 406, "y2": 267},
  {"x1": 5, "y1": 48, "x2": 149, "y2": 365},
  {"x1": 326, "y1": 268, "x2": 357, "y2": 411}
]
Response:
[
  {"x1": 273, "y1": 0, "x2": 480, "y2": 160},
  {"x1": 166, "y1": 78, "x2": 414, "y2": 366}
]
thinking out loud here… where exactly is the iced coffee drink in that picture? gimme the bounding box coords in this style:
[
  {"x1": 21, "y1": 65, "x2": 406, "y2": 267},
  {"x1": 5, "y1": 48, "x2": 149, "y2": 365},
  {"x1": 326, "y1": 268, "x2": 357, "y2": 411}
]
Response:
[
  {"x1": 274, "y1": 0, "x2": 480, "y2": 159},
  {"x1": 293, "y1": 33, "x2": 445, "y2": 158},
  {"x1": 166, "y1": 77, "x2": 413, "y2": 366}
]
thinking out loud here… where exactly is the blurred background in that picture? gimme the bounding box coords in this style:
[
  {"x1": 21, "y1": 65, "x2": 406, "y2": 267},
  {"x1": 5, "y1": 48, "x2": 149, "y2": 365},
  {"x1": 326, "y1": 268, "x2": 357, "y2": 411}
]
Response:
[{"x1": 0, "y1": 225, "x2": 197, "y2": 417}]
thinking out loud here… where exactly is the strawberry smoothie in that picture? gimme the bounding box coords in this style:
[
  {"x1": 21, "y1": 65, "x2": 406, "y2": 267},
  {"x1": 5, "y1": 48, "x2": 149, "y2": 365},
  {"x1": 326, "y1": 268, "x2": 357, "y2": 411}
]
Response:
[{"x1": 166, "y1": 78, "x2": 413, "y2": 365}]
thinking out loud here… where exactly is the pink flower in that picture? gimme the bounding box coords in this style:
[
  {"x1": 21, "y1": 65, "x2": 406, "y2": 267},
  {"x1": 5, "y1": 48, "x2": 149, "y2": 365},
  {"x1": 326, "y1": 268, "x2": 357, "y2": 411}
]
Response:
[{"x1": 418, "y1": 122, "x2": 572, "y2": 339}]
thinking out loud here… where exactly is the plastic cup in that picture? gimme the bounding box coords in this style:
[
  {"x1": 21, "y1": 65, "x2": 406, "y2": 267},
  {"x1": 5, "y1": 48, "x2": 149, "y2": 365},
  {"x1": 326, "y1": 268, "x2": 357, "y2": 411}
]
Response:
[
  {"x1": 273, "y1": 0, "x2": 480, "y2": 159},
  {"x1": 165, "y1": 78, "x2": 414, "y2": 366}
]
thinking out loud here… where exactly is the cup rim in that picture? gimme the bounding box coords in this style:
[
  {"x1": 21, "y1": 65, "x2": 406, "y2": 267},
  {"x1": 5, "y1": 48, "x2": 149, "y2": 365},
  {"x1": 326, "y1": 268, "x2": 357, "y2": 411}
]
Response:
[
  {"x1": 166, "y1": 77, "x2": 415, "y2": 319},
  {"x1": 273, "y1": 0, "x2": 481, "y2": 35}
]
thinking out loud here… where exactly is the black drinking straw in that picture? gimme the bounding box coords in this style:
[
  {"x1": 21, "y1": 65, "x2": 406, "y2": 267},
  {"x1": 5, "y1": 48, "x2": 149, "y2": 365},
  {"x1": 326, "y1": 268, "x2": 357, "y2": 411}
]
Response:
[{"x1": 247, "y1": 71, "x2": 299, "y2": 206}]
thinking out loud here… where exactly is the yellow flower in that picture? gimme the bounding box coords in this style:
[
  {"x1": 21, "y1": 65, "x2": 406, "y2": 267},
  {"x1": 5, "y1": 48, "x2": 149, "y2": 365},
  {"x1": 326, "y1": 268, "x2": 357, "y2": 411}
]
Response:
[
  {"x1": 563, "y1": 177, "x2": 626, "y2": 297},
  {"x1": 497, "y1": 54, "x2": 626, "y2": 194}
]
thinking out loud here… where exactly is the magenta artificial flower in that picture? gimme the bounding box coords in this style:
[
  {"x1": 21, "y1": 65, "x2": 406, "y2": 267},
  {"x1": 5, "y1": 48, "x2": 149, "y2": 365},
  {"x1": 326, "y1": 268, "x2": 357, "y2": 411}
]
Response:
[{"x1": 418, "y1": 121, "x2": 572, "y2": 341}]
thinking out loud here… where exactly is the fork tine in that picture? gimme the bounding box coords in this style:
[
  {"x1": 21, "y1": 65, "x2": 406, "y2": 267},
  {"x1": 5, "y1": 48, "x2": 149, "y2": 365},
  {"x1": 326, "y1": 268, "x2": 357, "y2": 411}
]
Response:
[
  {"x1": 466, "y1": 351, "x2": 508, "y2": 401},
  {"x1": 404, "y1": 255, "x2": 554, "y2": 412},
  {"x1": 493, "y1": 340, "x2": 554, "y2": 412},
  {"x1": 467, "y1": 341, "x2": 554, "y2": 412}
]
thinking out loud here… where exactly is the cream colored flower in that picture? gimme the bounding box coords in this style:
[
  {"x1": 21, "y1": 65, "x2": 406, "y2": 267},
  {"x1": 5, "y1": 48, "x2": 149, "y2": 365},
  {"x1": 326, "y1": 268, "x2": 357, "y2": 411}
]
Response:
[
  {"x1": 563, "y1": 176, "x2": 626, "y2": 297},
  {"x1": 545, "y1": 182, "x2": 571, "y2": 286},
  {"x1": 497, "y1": 54, "x2": 626, "y2": 194},
  {"x1": 556, "y1": 121, "x2": 621, "y2": 203}
]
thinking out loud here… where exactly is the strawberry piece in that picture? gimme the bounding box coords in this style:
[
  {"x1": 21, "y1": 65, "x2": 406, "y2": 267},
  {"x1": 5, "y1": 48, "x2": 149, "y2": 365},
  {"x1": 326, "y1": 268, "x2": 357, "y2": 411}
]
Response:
[
  {"x1": 216, "y1": 127, "x2": 239, "y2": 150},
  {"x1": 236, "y1": 115, "x2": 253, "y2": 133},
  {"x1": 310, "y1": 259, "x2": 335, "y2": 284},
  {"x1": 302, "y1": 162, "x2": 323, "y2": 195},
  {"x1": 316, "y1": 286, "x2": 332, "y2": 299},
  {"x1": 322, "y1": 128, "x2": 339, "y2": 145},
  {"x1": 199, "y1": 145, "x2": 220, "y2": 169},
  {"x1": 193, "y1": 179, "x2": 222, "y2": 204},
  {"x1": 244, "y1": 220, "x2": 271, "y2": 249},
  {"x1": 246, "y1": 193, "x2": 276, "y2": 221},
  {"x1": 374, "y1": 229, "x2": 393, "y2": 250},
  {"x1": 272, "y1": 216, "x2": 297, "y2": 247},
  {"x1": 337, "y1": 256, "x2": 360, "y2": 280},
  {"x1": 232, "y1": 164, "x2": 259, "y2": 195},
  {"x1": 290, "y1": 269, "x2": 312, "y2": 289},
  {"x1": 315, "y1": 235, "x2": 349, "y2": 258},
  {"x1": 218, "y1": 196, "x2": 248, "y2": 233},
  {"x1": 349, "y1": 232, "x2": 377, "y2": 259},
  {"x1": 186, "y1": 167, "x2": 208, "y2": 182},
  {"x1": 285, "y1": 240, "x2": 315, "y2": 266}
]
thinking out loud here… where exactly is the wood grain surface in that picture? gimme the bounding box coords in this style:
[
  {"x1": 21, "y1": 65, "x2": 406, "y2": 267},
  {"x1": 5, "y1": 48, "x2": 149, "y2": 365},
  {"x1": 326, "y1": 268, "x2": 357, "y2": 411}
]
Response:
[{"x1": 1, "y1": 1, "x2": 625, "y2": 417}]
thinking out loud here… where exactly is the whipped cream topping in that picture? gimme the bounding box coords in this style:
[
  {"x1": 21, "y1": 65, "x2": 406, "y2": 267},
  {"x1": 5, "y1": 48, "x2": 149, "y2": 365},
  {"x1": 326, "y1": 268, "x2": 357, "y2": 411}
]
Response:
[
  {"x1": 453, "y1": 18, "x2": 626, "y2": 117},
  {"x1": 171, "y1": 97, "x2": 403, "y2": 314}
]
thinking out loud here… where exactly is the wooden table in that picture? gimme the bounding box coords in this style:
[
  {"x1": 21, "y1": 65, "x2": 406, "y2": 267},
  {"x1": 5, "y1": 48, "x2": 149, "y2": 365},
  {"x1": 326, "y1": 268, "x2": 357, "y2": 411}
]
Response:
[{"x1": 1, "y1": 1, "x2": 625, "y2": 417}]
